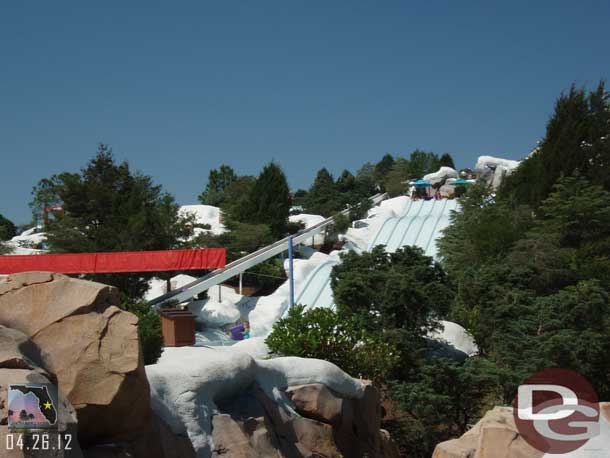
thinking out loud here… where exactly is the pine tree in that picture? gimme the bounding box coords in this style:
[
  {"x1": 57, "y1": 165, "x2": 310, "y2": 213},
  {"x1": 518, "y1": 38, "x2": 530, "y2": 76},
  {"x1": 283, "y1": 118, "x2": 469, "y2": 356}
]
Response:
[
  {"x1": 439, "y1": 153, "x2": 456, "y2": 169},
  {"x1": 501, "y1": 81, "x2": 610, "y2": 207},
  {"x1": 304, "y1": 168, "x2": 341, "y2": 216},
  {"x1": 0, "y1": 213, "x2": 16, "y2": 241},
  {"x1": 374, "y1": 154, "x2": 395, "y2": 188},
  {"x1": 247, "y1": 162, "x2": 290, "y2": 238},
  {"x1": 198, "y1": 164, "x2": 237, "y2": 206},
  {"x1": 30, "y1": 144, "x2": 193, "y2": 297}
]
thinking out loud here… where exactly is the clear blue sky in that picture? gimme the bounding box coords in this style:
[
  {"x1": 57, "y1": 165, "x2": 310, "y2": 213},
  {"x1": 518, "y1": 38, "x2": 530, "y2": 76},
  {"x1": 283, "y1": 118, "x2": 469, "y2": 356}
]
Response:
[{"x1": 1, "y1": 1, "x2": 609, "y2": 224}]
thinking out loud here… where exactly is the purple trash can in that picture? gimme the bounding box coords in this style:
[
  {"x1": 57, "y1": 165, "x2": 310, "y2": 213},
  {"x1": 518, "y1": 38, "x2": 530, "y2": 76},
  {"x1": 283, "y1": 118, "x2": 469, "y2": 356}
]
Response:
[{"x1": 230, "y1": 324, "x2": 245, "y2": 341}]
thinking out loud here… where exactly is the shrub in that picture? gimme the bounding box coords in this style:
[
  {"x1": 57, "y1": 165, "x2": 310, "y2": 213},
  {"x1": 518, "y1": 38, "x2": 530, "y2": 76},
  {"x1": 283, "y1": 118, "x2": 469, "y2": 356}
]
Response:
[
  {"x1": 266, "y1": 305, "x2": 398, "y2": 382},
  {"x1": 120, "y1": 298, "x2": 164, "y2": 365}
]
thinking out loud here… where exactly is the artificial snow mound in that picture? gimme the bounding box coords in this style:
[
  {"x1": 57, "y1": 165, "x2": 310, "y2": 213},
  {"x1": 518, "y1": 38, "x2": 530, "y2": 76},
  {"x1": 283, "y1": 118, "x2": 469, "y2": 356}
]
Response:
[
  {"x1": 475, "y1": 155, "x2": 521, "y2": 189},
  {"x1": 179, "y1": 204, "x2": 226, "y2": 236},
  {"x1": 289, "y1": 213, "x2": 326, "y2": 245},
  {"x1": 475, "y1": 155, "x2": 520, "y2": 171},
  {"x1": 423, "y1": 166, "x2": 459, "y2": 185},
  {"x1": 146, "y1": 346, "x2": 366, "y2": 457}
]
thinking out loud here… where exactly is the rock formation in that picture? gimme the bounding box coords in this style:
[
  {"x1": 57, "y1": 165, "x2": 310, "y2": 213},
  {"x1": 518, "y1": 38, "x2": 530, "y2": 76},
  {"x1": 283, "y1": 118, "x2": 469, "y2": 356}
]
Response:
[
  {"x1": 0, "y1": 272, "x2": 194, "y2": 458},
  {"x1": 1, "y1": 272, "x2": 397, "y2": 458},
  {"x1": 432, "y1": 406, "x2": 543, "y2": 458},
  {"x1": 147, "y1": 346, "x2": 399, "y2": 458}
]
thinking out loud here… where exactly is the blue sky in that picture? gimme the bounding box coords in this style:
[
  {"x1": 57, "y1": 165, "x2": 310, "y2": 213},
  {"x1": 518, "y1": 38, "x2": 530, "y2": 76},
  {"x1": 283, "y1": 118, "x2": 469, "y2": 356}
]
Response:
[{"x1": 1, "y1": 1, "x2": 609, "y2": 224}]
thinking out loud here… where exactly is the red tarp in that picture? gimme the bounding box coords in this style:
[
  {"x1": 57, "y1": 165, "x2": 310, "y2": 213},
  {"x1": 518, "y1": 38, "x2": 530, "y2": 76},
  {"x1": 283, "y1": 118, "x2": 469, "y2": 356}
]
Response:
[{"x1": 0, "y1": 248, "x2": 226, "y2": 274}]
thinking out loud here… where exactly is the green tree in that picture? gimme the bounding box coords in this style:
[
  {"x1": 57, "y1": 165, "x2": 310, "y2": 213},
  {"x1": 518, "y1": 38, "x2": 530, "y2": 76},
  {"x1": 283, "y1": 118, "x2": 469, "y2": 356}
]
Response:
[
  {"x1": 0, "y1": 213, "x2": 16, "y2": 241},
  {"x1": 120, "y1": 298, "x2": 164, "y2": 365},
  {"x1": 389, "y1": 357, "x2": 503, "y2": 458},
  {"x1": 303, "y1": 168, "x2": 341, "y2": 216},
  {"x1": 408, "y1": 149, "x2": 441, "y2": 178},
  {"x1": 501, "y1": 81, "x2": 610, "y2": 207},
  {"x1": 30, "y1": 144, "x2": 193, "y2": 297},
  {"x1": 384, "y1": 159, "x2": 411, "y2": 197},
  {"x1": 220, "y1": 176, "x2": 257, "y2": 222},
  {"x1": 198, "y1": 164, "x2": 237, "y2": 206},
  {"x1": 439, "y1": 153, "x2": 456, "y2": 169},
  {"x1": 247, "y1": 162, "x2": 291, "y2": 238},
  {"x1": 331, "y1": 246, "x2": 453, "y2": 379},
  {"x1": 266, "y1": 305, "x2": 398, "y2": 382},
  {"x1": 374, "y1": 154, "x2": 395, "y2": 188}
]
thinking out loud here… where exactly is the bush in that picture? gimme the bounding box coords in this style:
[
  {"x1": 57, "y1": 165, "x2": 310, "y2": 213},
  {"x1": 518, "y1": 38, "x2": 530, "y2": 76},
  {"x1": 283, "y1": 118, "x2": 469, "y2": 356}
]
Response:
[
  {"x1": 120, "y1": 298, "x2": 164, "y2": 365},
  {"x1": 266, "y1": 305, "x2": 398, "y2": 382}
]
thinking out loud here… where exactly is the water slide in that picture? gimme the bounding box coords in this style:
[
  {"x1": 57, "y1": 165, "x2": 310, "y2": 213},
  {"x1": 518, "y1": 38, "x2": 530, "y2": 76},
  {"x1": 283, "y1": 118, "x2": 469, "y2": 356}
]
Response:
[{"x1": 293, "y1": 198, "x2": 458, "y2": 311}]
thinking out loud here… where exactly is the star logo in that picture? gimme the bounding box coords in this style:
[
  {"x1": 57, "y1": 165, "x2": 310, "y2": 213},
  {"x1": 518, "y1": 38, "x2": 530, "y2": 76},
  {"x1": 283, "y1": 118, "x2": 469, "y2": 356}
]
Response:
[{"x1": 44, "y1": 401, "x2": 52, "y2": 410}]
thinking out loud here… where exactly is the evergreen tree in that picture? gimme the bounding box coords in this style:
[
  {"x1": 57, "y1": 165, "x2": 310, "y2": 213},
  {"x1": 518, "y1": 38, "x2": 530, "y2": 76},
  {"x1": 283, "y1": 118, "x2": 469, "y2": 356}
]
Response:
[
  {"x1": 247, "y1": 162, "x2": 290, "y2": 238},
  {"x1": 354, "y1": 162, "x2": 378, "y2": 197},
  {"x1": 303, "y1": 168, "x2": 341, "y2": 216},
  {"x1": 30, "y1": 144, "x2": 193, "y2": 297},
  {"x1": 0, "y1": 213, "x2": 16, "y2": 241},
  {"x1": 374, "y1": 154, "x2": 395, "y2": 188},
  {"x1": 439, "y1": 153, "x2": 456, "y2": 169},
  {"x1": 408, "y1": 149, "x2": 441, "y2": 178},
  {"x1": 501, "y1": 81, "x2": 610, "y2": 207},
  {"x1": 384, "y1": 159, "x2": 411, "y2": 197},
  {"x1": 220, "y1": 176, "x2": 257, "y2": 222},
  {"x1": 198, "y1": 164, "x2": 237, "y2": 206}
]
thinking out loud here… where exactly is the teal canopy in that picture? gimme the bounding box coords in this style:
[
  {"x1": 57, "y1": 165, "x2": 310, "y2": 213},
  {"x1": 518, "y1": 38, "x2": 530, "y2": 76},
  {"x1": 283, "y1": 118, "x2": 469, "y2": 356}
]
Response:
[
  {"x1": 413, "y1": 179, "x2": 432, "y2": 187},
  {"x1": 449, "y1": 178, "x2": 472, "y2": 186}
]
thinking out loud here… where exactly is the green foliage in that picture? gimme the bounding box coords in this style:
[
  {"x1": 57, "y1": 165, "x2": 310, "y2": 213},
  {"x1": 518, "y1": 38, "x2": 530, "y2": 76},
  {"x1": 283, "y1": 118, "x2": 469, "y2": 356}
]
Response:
[
  {"x1": 441, "y1": 174, "x2": 610, "y2": 400},
  {"x1": 407, "y1": 149, "x2": 441, "y2": 180},
  {"x1": 501, "y1": 81, "x2": 610, "y2": 208},
  {"x1": 374, "y1": 154, "x2": 395, "y2": 189},
  {"x1": 30, "y1": 144, "x2": 193, "y2": 297},
  {"x1": 120, "y1": 298, "x2": 163, "y2": 365},
  {"x1": 220, "y1": 176, "x2": 257, "y2": 222},
  {"x1": 245, "y1": 259, "x2": 285, "y2": 291},
  {"x1": 0, "y1": 213, "x2": 16, "y2": 241},
  {"x1": 266, "y1": 305, "x2": 398, "y2": 382},
  {"x1": 439, "y1": 153, "x2": 456, "y2": 169},
  {"x1": 303, "y1": 168, "x2": 341, "y2": 216},
  {"x1": 384, "y1": 159, "x2": 411, "y2": 197},
  {"x1": 246, "y1": 162, "x2": 291, "y2": 238},
  {"x1": 331, "y1": 212, "x2": 351, "y2": 235},
  {"x1": 348, "y1": 197, "x2": 373, "y2": 221},
  {"x1": 438, "y1": 183, "x2": 533, "y2": 277},
  {"x1": 200, "y1": 220, "x2": 273, "y2": 262},
  {"x1": 332, "y1": 246, "x2": 453, "y2": 378},
  {"x1": 388, "y1": 357, "x2": 504, "y2": 458},
  {"x1": 332, "y1": 246, "x2": 452, "y2": 333},
  {"x1": 381, "y1": 150, "x2": 443, "y2": 197},
  {"x1": 198, "y1": 165, "x2": 237, "y2": 206}
]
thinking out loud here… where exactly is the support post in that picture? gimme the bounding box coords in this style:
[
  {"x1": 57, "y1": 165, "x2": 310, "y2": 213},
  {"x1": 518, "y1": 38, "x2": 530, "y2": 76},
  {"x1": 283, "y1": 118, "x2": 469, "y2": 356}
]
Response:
[
  {"x1": 239, "y1": 272, "x2": 243, "y2": 295},
  {"x1": 288, "y1": 235, "x2": 295, "y2": 309},
  {"x1": 218, "y1": 284, "x2": 222, "y2": 302}
]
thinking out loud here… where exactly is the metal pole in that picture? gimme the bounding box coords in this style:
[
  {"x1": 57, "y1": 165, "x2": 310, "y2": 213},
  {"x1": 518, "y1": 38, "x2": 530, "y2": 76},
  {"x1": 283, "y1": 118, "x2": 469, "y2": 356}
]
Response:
[
  {"x1": 239, "y1": 272, "x2": 243, "y2": 295},
  {"x1": 288, "y1": 235, "x2": 295, "y2": 309},
  {"x1": 218, "y1": 284, "x2": 222, "y2": 302}
]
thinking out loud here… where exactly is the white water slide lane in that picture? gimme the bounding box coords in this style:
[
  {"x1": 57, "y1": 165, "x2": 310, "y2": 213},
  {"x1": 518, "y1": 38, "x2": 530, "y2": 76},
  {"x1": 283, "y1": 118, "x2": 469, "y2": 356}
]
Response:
[{"x1": 292, "y1": 198, "x2": 458, "y2": 311}]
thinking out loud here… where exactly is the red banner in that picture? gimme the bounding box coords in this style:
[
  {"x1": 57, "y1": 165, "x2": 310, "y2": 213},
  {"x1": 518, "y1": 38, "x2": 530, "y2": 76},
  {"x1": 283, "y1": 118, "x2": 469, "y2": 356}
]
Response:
[{"x1": 0, "y1": 248, "x2": 226, "y2": 274}]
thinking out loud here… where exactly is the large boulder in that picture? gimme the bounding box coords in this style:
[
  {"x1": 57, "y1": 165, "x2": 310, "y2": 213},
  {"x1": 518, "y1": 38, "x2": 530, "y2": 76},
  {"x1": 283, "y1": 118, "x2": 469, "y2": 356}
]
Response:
[
  {"x1": 432, "y1": 406, "x2": 543, "y2": 458},
  {"x1": 0, "y1": 273, "x2": 149, "y2": 447}
]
